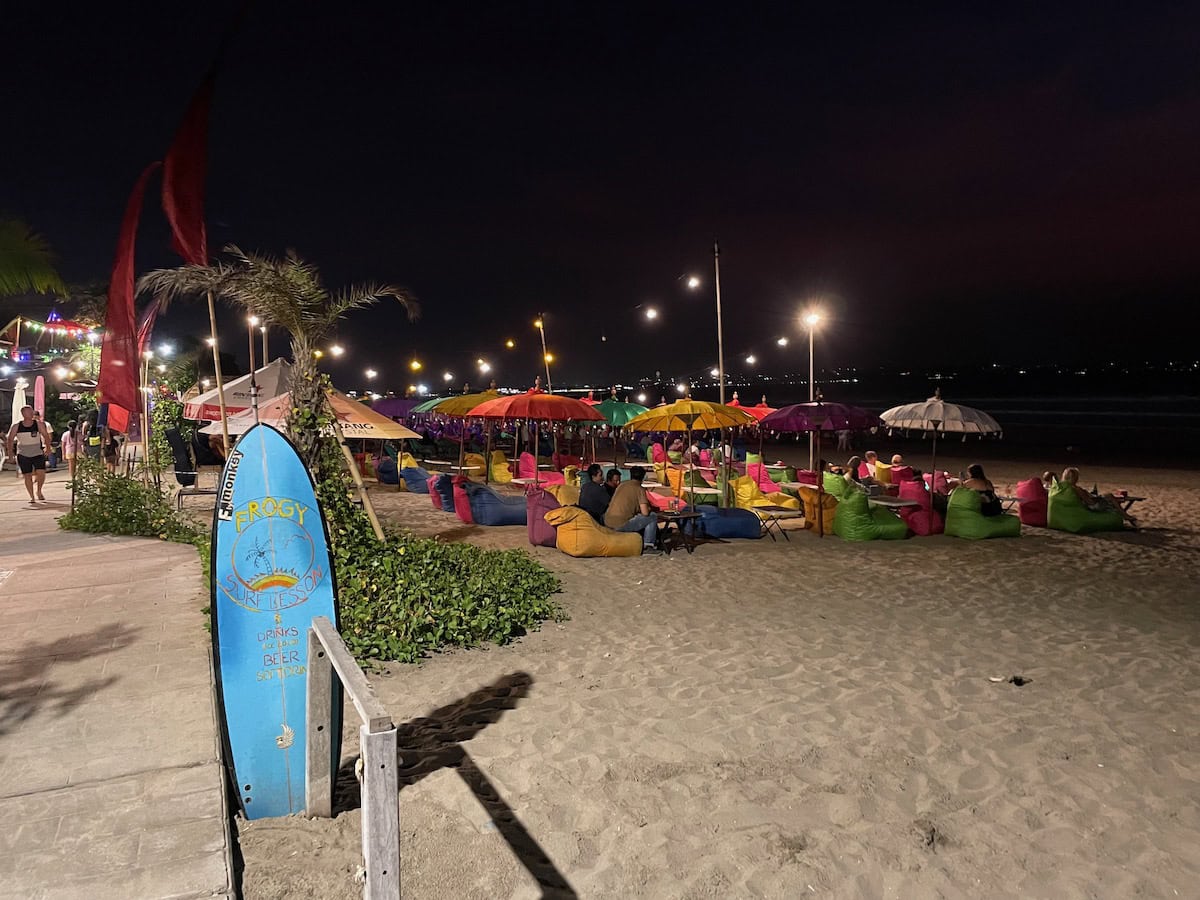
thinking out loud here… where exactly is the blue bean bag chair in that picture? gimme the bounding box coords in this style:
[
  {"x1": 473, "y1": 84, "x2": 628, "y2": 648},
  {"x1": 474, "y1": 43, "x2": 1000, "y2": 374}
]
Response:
[
  {"x1": 401, "y1": 466, "x2": 431, "y2": 493},
  {"x1": 376, "y1": 457, "x2": 399, "y2": 485},
  {"x1": 463, "y1": 483, "x2": 527, "y2": 526},
  {"x1": 691, "y1": 504, "x2": 762, "y2": 539},
  {"x1": 944, "y1": 488, "x2": 1021, "y2": 539},
  {"x1": 1047, "y1": 481, "x2": 1126, "y2": 534},
  {"x1": 432, "y1": 474, "x2": 456, "y2": 512}
]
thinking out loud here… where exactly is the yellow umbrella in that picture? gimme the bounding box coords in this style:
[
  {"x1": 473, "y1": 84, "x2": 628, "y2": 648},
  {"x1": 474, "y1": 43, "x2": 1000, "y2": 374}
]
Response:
[
  {"x1": 625, "y1": 400, "x2": 755, "y2": 506},
  {"x1": 428, "y1": 390, "x2": 499, "y2": 417},
  {"x1": 624, "y1": 399, "x2": 755, "y2": 432}
]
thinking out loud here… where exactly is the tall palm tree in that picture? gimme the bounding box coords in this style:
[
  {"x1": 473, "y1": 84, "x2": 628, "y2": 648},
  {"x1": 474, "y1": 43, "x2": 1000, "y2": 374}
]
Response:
[
  {"x1": 139, "y1": 244, "x2": 418, "y2": 470},
  {"x1": 0, "y1": 218, "x2": 66, "y2": 296}
]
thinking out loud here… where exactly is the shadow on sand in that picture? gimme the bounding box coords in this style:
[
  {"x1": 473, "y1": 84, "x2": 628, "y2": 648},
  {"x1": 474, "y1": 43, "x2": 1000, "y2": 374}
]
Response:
[{"x1": 333, "y1": 671, "x2": 575, "y2": 897}]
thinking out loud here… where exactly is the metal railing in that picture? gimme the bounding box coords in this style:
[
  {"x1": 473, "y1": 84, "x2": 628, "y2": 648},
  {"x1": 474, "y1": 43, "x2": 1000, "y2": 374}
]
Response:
[{"x1": 306, "y1": 616, "x2": 400, "y2": 900}]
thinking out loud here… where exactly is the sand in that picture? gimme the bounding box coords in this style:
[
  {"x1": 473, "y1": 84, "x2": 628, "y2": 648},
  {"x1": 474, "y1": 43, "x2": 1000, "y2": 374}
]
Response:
[{"x1": 238, "y1": 455, "x2": 1200, "y2": 899}]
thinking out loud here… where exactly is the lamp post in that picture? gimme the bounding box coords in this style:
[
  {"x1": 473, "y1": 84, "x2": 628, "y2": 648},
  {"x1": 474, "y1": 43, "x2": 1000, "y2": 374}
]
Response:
[
  {"x1": 247, "y1": 316, "x2": 260, "y2": 424},
  {"x1": 712, "y1": 243, "x2": 725, "y2": 405},
  {"x1": 804, "y1": 311, "x2": 822, "y2": 470},
  {"x1": 534, "y1": 315, "x2": 552, "y2": 391}
]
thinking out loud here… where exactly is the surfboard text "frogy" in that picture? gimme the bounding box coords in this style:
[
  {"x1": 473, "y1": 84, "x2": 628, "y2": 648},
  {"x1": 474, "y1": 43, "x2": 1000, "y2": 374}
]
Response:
[{"x1": 234, "y1": 497, "x2": 310, "y2": 533}]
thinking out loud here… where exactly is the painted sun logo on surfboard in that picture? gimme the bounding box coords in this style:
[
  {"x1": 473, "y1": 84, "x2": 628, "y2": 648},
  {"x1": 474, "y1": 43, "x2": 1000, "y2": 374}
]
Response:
[{"x1": 226, "y1": 511, "x2": 319, "y2": 611}]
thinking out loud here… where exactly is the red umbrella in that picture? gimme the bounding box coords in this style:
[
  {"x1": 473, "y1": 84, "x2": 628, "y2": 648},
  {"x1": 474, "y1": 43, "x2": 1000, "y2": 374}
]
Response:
[{"x1": 469, "y1": 393, "x2": 605, "y2": 484}]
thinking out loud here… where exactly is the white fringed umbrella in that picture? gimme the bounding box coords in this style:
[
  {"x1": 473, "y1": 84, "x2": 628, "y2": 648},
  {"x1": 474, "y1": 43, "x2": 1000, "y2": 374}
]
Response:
[{"x1": 879, "y1": 389, "x2": 1001, "y2": 478}]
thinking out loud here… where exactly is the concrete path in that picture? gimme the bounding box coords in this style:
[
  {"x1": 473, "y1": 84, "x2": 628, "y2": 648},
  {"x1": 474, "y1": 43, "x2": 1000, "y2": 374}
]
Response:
[{"x1": 0, "y1": 468, "x2": 234, "y2": 899}]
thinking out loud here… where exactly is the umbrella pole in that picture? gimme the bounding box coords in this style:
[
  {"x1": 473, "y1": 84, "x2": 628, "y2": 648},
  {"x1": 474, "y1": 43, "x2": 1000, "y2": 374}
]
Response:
[
  {"x1": 816, "y1": 428, "x2": 824, "y2": 538},
  {"x1": 484, "y1": 423, "x2": 492, "y2": 484},
  {"x1": 330, "y1": 410, "x2": 385, "y2": 542},
  {"x1": 931, "y1": 423, "x2": 939, "y2": 489}
]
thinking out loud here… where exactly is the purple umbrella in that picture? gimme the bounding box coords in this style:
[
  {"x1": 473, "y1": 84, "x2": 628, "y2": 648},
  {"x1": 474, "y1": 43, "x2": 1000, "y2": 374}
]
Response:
[
  {"x1": 757, "y1": 402, "x2": 879, "y2": 538},
  {"x1": 758, "y1": 402, "x2": 880, "y2": 433}
]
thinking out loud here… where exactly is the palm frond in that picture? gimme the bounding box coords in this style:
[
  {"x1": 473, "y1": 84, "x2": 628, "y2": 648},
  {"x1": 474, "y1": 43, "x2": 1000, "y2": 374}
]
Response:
[{"x1": 0, "y1": 218, "x2": 66, "y2": 296}]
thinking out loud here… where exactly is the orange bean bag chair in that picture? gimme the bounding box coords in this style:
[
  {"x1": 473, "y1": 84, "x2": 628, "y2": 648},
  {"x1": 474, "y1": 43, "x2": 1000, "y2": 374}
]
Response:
[{"x1": 543, "y1": 506, "x2": 643, "y2": 557}]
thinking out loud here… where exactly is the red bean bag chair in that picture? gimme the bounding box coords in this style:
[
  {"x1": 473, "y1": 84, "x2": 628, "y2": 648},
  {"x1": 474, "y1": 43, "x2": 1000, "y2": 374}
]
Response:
[
  {"x1": 553, "y1": 452, "x2": 582, "y2": 471},
  {"x1": 699, "y1": 449, "x2": 713, "y2": 468},
  {"x1": 858, "y1": 462, "x2": 872, "y2": 479},
  {"x1": 518, "y1": 452, "x2": 564, "y2": 484},
  {"x1": 451, "y1": 476, "x2": 474, "y2": 525},
  {"x1": 891, "y1": 465, "x2": 915, "y2": 484},
  {"x1": 898, "y1": 479, "x2": 943, "y2": 536},
  {"x1": 428, "y1": 475, "x2": 443, "y2": 509},
  {"x1": 792, "y1": 469, "x2": 820, "y2": 486},
  {"x1": 526, "y1": 487, "x2": 560, "y2": 547},
  {"x1": 1016, "y1": 478, "x2": 1048, "y2": 527},
  {"x1": 651, "y1": 442, "x2": 667, "y2": 463}
]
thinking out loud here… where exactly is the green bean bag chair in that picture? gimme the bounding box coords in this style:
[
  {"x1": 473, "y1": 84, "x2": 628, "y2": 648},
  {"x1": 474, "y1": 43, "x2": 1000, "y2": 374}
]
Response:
[
  {"x1": 944, "y1": 488, "x2": 1021, "y2": 539},
  {"x1": 1047, "y1": 481, "x2": 1126, "y2": 534},
  {"x1": 768, "y1": 465, "x2": 796, "y2": 484},
  {"x1": 823, "y1": 471, "x2": 848, "y2": 499},
  {"x1": 833, "y1": 489, "x2": 909, "y2": 541}
]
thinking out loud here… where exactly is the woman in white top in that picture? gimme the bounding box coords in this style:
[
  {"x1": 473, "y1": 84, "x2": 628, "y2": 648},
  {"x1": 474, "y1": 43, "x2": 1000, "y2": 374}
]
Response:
[{"x1": 61, "y1": 420, "x2": 78, "y2": 478}]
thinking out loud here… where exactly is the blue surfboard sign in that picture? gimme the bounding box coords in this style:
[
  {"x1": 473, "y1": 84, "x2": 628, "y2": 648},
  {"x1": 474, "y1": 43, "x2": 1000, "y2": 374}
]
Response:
[{"x1": 211, "y1": 424, "x2": 342, "y2": 819}]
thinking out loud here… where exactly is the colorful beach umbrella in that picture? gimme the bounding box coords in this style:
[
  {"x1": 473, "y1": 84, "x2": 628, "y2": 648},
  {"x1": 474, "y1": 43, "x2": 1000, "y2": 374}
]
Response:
[
  {"x1": 468, "y1": 392, "x2": 605, "y2": 422},
  {"x1": 202, "y1": 389, "x2": 421, "y2": 440},
  {"x1": 427, "y1": 390, "x2": 500, "y2": 418},
  {"x1": 879, "y1": 390, "x2": 1001, "y2": 479},
  {"x1": 596, "y1": 397, "x2": 649, "y2": 428},
  {"x1": 624, "y1": 399, "x2": 754, "y2": 433},
  {"x1": 759, "y1": 402, "x2": 880, "y2": 433},
  {"x1": 184, "y1": 359, "x2": 292, "y2": 421}
]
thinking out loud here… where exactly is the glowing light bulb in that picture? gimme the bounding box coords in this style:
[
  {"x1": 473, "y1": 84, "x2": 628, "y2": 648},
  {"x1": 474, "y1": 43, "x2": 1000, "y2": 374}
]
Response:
[
  {"x1": 409, "y1": 359, "x2": 422, "y2": 372},
  {"x1": 710, "y1": 367, "x2": 720, "y2": 377},
  {"x1": 645, "y1": 307, "x2": 658, "y2": 320},
  {"x1": 365, "y1": 368, "x2": 377, "y2": 380},
  {"x1": 505, "y1": 339, "x2": 515, "y2": 348},
  {"x1": 443, "y1": 371, "x2": 454, "y2": 382},
  {"x1": 329, "y1": 344, "x2": 345, "y2": 357},
  {"x1": 247, "y1": 315, "x2": 259, "y2": 327},
  {"x1": 776, "y1": 337, "x2": 788, "y2": 347},
  {"x1": 544, "y1": 353, "x2": 554, "y2": 364},
  {"x1": 686, "y1": 276, "x2": 701, "y2": 290},
  {"x1": 636, "y1": 393, "x2": 647, "y2": 403},
  {"x1": 745, "y1": 355, "x2": 756, "y2": 365}
]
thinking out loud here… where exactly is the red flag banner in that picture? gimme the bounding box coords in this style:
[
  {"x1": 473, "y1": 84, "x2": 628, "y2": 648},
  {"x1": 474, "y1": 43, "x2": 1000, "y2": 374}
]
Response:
[
  {"x1": 97, "y1": 161, "x2": 161, "y2": 419},
  {"x1": 136, "y1": 296, "x2": 161, "y2": 358},
  {"x1": 162, "y1": 76, "x2": 212, "y2": 265}
]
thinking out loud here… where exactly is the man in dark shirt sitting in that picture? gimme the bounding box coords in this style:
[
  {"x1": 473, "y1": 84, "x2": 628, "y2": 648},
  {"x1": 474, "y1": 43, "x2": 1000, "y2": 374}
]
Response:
[{"x1": 578, "y1": 464, "x2": 610, "y2": 523}]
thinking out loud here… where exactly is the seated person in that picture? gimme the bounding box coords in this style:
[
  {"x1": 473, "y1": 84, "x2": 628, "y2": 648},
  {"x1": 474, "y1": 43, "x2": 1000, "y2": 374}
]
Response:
[
  {"x1": 1061, "y1": 467, "x2": 1137, "y2": 526},
  {"x1": 821, "y1": 458, "x2": 844, "y2": 475},
  {"x1": 862, "y1": 450, "x2": 879, "y2": 477},
  {"x1": 1042, "y1": 470, "x2": 1057, "y2": 492},
  {"x1": 843, "y1": 455, "x2": 869, "y2": 492},
  {"x1": 962, "y1": 463, "x2": 1003, "y2": 516},
  {"x1": 605, "y1": 468, "x2": 622, "y2": 498},
  {"x1": 890, "y1": 453, "x2": 905, "y2": 466},
  {"x1": 579, "y1": 464, "x2": 610, "y2": 523},
  {"x1": 603, "y1": 466, "x2": 660, "y2": 552}
]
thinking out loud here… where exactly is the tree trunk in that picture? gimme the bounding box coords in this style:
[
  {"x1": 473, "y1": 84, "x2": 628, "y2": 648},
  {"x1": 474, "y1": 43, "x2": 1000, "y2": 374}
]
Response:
[{"x1": 285, "y1": 337, "x2": 331, "y2": 476}]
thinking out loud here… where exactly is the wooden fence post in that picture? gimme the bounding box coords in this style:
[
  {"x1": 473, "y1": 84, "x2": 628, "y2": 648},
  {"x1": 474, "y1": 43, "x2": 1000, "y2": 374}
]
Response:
[
  {"x1": 361, "y1": 723, "x2": 401, "y2": 900},
  {"x1": 305, "y1": 627, "x2": 334, "y2": 818}
]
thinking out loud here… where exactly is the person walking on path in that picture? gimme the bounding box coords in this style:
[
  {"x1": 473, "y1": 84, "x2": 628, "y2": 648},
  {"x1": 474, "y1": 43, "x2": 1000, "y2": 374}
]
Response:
[
  {"x1": 6, "y1": 405, "x2": 51, "y2": 502},
  {"x1": 61, "y1": 419, "x2": 79, "y2": 479}
]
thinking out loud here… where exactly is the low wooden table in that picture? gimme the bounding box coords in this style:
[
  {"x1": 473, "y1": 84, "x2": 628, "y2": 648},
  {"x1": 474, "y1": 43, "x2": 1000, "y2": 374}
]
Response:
[{"x1": 868, "y1": 496, "x2": 920, "y2": 509}]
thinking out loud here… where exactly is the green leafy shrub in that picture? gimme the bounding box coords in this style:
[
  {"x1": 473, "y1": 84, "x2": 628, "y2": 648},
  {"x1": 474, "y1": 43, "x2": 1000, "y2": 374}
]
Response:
[
  {"x1": 314, "y1": 435, "x2": 563, "y2": 663},
  {"x1": 60, "y1": 459, "x2": 203, "y2": 544}
]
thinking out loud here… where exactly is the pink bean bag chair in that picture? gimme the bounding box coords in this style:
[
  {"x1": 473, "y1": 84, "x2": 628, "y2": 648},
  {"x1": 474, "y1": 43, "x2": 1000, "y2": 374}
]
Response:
[
  {"x1": 923, "y1": 471, "x2": 952, "y2": 494},
  {"x1": 518, "y1": 452, "x2": 565, "y2": 484},
  {"x1": 1016, "y1": 478, "x2": 1048, "y2": 527},
  {"x1": 451, "y1": 476, "x2": 474, "y2": 525},
  {"x1": 428, "y1": 475, "x2": 443, "y2": 509},
  {"x1": 891, "y1": 465, "x2": 915, "y2": 484},
  {"x1": 857, "y1": 462, "x2": 871, "y2": 479},
  {"x1": 791, "y1": 469, "x2": 819, "y2": 486},
  {"x1": 745, "y1": 462, "x2": 777, "y2": 494},
  {"x1": 698, "y1": 449, "x2": 713, "y2": 467},
  {"x1": 526, "y1": 487, "x2": 560, "y2": 547},
  {"x1": 650, "y1": 442, "x2": 667, "y2": 463},
  {"x1": 897, "y1": 479, "x2": 943, "y2": 536}
]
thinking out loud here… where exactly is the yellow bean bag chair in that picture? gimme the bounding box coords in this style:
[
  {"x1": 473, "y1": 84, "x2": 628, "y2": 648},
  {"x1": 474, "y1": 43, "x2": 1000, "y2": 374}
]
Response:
[
  {"x1": 562, "y1": 465, "x2": 580, "y2": 487},
  {"x1": 463, "y1": 452, "x2": 487, "y2": 479},
  {"x1": 543, "y1": 506, "x2": 643, "y2": 557},
  {"x1": 797, "y1": 485, "x2": 838, "y2": 533},
  {"x1": 544, "y1": 482, "x2": 580, "y2": 506},
  {"x1": 873, "y1": 462, "x2": 892, "y2": 485},
  {"x1": 731, "y1": 476, "x2": 801, "y2": 517},
  {"x1": 489, "y1": 450, "x2": 513, "y2": 483},
  {"x1": 401, "y1": 451, "x2": 421, "y2": 470}
]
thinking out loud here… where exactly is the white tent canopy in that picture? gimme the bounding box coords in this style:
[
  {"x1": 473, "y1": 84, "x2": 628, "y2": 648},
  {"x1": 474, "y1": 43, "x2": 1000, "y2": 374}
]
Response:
[{"x1": 184, "y1": 358, "x2": 292, "y2": 421}]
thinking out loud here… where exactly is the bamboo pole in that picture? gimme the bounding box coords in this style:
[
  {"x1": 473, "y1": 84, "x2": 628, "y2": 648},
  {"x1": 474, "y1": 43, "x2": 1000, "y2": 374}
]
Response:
[
  {"x1": 206, "y1": 291, "x2": 231, "y2": 455},
  {"x1": 329, "y1": 403, "x2": 385, "y2": 542},
  {"x1": 141, "y1": 357, "x2": 151, "y2": 489}
]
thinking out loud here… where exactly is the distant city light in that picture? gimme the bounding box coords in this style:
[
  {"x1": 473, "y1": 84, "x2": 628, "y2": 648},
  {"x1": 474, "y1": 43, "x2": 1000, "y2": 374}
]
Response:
[
  {"x1": 745, "y1": 355, "x2": 757, "y2": 365},
  {"x1": 505, "y1": 339, "x2": 515, "y2": 348},
  {"x1": 417, "y1": 384, "x2": 428, "y2": 395},
  {"x1": 479, "y1": 361, "x2": 492, "y2": 373},
  {"x1": 675, "y1": 383, "x2": 686, "y2": 393},
  {"x1": 710, "y1": 367, "x2": 720, "y2": 377}
]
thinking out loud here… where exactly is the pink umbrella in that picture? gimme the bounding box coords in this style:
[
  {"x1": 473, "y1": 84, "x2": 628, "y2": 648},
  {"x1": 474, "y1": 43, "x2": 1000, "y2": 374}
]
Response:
[{"x1": 33, "y1": 375, "x2": 45, "y2": 415}]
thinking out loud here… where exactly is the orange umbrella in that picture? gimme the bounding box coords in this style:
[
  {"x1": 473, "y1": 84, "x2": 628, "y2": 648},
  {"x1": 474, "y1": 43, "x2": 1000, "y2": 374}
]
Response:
[{"x1": 468, "y1": 392, "x2": 605, "y2": 422}]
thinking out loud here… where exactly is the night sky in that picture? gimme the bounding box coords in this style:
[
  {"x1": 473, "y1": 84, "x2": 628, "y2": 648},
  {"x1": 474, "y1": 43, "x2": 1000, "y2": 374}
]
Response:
[{"x1": 7, "y1": 3, "x2": 1199, "y2": 392}]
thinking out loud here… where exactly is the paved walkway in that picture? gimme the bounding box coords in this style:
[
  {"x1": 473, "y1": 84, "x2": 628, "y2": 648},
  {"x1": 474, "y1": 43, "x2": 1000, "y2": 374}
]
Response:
[{"x1": 0, "y1": 468, "x2": 234, "y2": 899}]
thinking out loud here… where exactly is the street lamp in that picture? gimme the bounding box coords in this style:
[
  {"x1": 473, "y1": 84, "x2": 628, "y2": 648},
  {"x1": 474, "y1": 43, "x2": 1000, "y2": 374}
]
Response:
[
  {"x1": 409, "y1": 359, "x2": 422, "y2": 372},
  {"x1": 329, "y1": 344, "x2": 344, "y2": 358},
  {"x1": 534, "y1": 314, "x2": 552, "y2": 391},
  {"x1": 644, "y1": 307, "x2": 658, "y2": 321},
  {"x1": 776, "y1": 337, "x2": 788, "y2": 347},
  {"x1": 803, "y1": 309, "x2": 823, "y2": 470},
  {"x1": 687, "y1": 243, "x2": 725, "y2": 405},
  {"x1": 745, "y1": 354, "x2": 756, "y2": 366},
  {"x1": 365, "y1": 368, "x2": 377, "y2": 380},
  {"x1": 443, "y1": 371, "x2": 454, "y2": 382}
]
